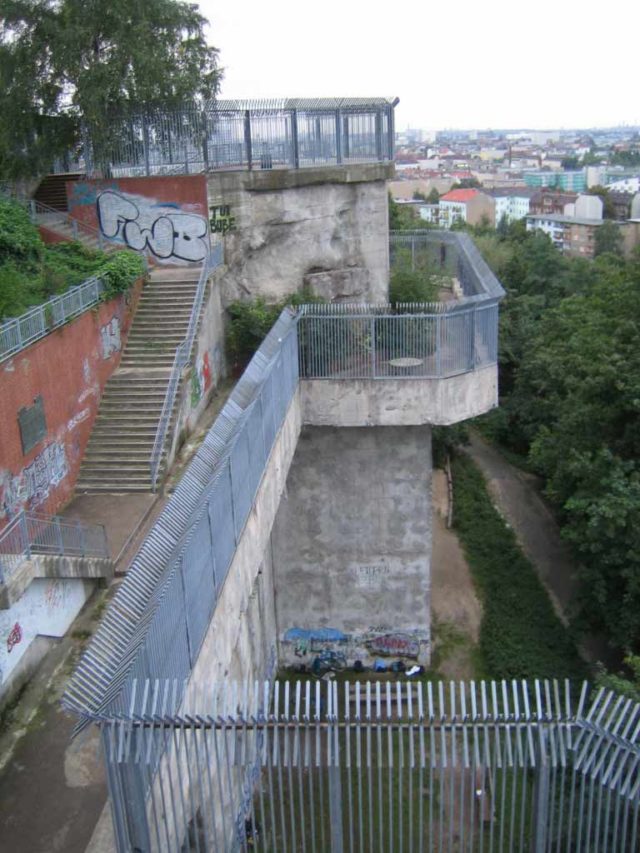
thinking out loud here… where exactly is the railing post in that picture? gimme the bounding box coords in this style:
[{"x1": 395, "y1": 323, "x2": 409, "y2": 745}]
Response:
[
  {"x1": 387, "y1": 104, "x2": 395, "y2": 161},
  {"x1": 290, "y1": 109, "x2": 299, "y2": 169},
  {"x1": 55, "y1": 517, "x2": 64, "y2": 553},
  {"x1": 244, "y1": 110, "x2": 253, "y2": 170},
  {"x1": 20, "y1": 511, "x2": 31, "y2": 560},
  {"x1": 142, "y1": 115, "x2": 151, "y2": 177},
  {"x1": 29, "y1": 200, "x2": 36, "y2": 222},
  {"x1": 436, "y1": 314, "x2": 442, "y2": 376},
  {"x1": 335, "y1": 110, "x2": 343, "y2": 164},
  {"x1": 470, "y1": 308, "x2": 476, "y2": 369},
  {"x1": 201, "y1": 110, "x2": 209, "y2": 172},
  {"x1": 371, "y1": 315, "x2": 376, "y2": 379},
  {"x1": 375, "y1": 109, "x2": 383, "y2": 161},
  {"x1": 343, "y1": 114, "x2": 350, "y2": 160},
  {"x1": 532, "y1": 731, "x2": 550, "y2": 853},
  {"x1": 76, "y1": 520, "x2": 86, "y2": 556}
]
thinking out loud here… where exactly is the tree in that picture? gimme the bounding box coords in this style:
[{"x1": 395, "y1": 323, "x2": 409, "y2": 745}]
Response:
[
  {"x1": 388, "y1": 194, "x2": 422, "y2": 231},
  {"x1": 594, "y1": 221, "x2": 623, "y2": 257},
  {"x1": 587, "y1": 185, "x2": 616, "y2": 219},
  {"x1": 426, "y1": 187, "x2": 440, "y2": 205},
  {"x1": 561, "y1": 156, "x2": 580, "y2": 170},
  {"x1": 0, "y1": 0, "x2": 221, "y2": 177}
]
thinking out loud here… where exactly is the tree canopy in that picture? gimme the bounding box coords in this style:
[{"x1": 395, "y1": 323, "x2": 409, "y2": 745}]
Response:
[{"x1": 0, "y1": 0, "x2": 222, "y2": 177}]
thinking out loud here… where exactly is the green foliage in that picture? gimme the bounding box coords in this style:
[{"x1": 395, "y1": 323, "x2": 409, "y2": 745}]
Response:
[
  {"x1": 388, "y1": 194, "x2": 422, "y2": 231},
  {"x1": 595, "y1": 655, "x2": 640, "y2": 703},
  {"x1": 0, "y1": 0, "x2": 222, "y2": 176},
  {"x1": 594, "y1": 220, "x2": 623, "y2": 257},
  {"x1": 100, "y1": 251, "x2": 146, "y2": 296},
  {"x1": 587, "y1": 185, "x2": 616, "y2": 219},
  {"x1": 473, "y1": 218, "x2": 640, "y2": 653},
  {"x1": 426, "y1": 187, "x2": 440, "y2": 205},
  {"x1": 0, "y1": 198, "x2": 43, "y2": 262},
  {"x1": 226, "y1": 288, "x2": 325, "y2": 367},
  {"x1": 610, "y1": 149, "x2": 640, "y2": 168},
  {"x1": 389, "y1": 246, "x2": 441, "y2": 305},
  {"x1": 451, "y1": 452, "x2": 585, "y2": 681}
]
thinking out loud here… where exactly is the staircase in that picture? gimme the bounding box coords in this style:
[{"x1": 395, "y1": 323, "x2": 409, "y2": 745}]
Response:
[
  {"x1": 33, "y1": 173, "x2": 82, "y2": 211},
  {"x1": 76, "y1": 268, "x2": 201, "y2": 492}
]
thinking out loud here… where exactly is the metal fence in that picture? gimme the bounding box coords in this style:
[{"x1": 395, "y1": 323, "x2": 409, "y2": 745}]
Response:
[
  {"x1": 28, "y1": 198, "x2": 120, "y2": 253},
  {"x1": 297, "y1": 302, "x2": 498, "y2": 380},
  {"x1": 63, "y1": 311, "x2": 299, "y2": 725},
  {"x1": 94, "y1": 678, "x2": 640, "y2": 853},
  {"x1": 0, "y1": 510, "x2": 109, "y2": 583},
  {"x1": 149, "y1": 241, "x2": 224, "y2": 491},
  {"x1": 75, "y1": 98, "x2": 397, "y2": 178},
  {"x1": 0, "y1": 275, "x2": 105, "y2": 362}
]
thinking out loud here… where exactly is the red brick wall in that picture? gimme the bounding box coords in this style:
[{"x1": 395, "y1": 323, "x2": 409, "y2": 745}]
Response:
[
  {"x1": 66, "y1": 176, "x2": 209, "y2": 266},
  {"x1": 0, "y1": 278, "x2": 144, "y2": 528}
]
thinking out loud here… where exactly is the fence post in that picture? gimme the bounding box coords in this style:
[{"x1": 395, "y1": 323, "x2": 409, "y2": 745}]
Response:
[
  {"x1": 343, "y1": 114, "x2": 350, "y2": 160},
  {"x1": 20, "y1": 511, "x2": 31, "y2": 560},
  {"x1": 202, "y1": 110, "x2": 209, "y2": 172},
  {"x1": 55, "y1": 517, "x2": 64, "y2": 553},
  {"x1": 142, "y1": 115, "x2": 151, "y2": 177},
  {"x1": 76, "y1": 520, "x2": 86, "y2": 556},
  {"x1": 387, "y1": 104, "x2": 395, "y2": 161},
  {"x1": 328, "y1": 719, "x2": 344, "y2": 853},
  {"x1": 290, "y1": 109, "x2": 300, "y2": 169},
  {"x1": 244, "y1": 110, "x2": 253, "y2": 170},
  {"x1": 436, "y1": 314, "x2": 442, "y2": 376},
  {"x1": 532, "y1": 730, "x2": 550, "y2": 853},
  {"x1": 375, "y1": 109, "x2": 383, "y2": 161},
  {"x1": 335, "y1": 110, "x2": 343, "y2": 165},
  {"x1": 371, "y1": 316, "x2": 377, "y2": 379}
]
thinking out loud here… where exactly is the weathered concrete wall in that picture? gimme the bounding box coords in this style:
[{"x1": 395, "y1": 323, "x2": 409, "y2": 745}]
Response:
[
  {"x1": 168, "y1": 266, "x2": 227, "y2": 471},
  {"x1": 300, "y1": 366, "x2": 498, "y2": 427},
  {"x1": 185, "y1": 389, "x2": 301, "y2": 690},
  {"x1": 272, "y1": 426, "x2": 431, "y2": 668},
  {"x1": 0, "y1": 578, "x2": 93, "y2": 699},
  {"x1": 0, "y1": 278, "x2": 144, "y2": 527},
  {"x1": 207, "y1": 164, "x2": 392, "y2": 305}
]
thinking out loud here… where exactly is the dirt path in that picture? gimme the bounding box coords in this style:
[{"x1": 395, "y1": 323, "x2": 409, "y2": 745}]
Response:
[
  {"x1": 430, "y1": 469, "x2": 482, "y2": 680},
  {"x1": 463, "y1": 431, "x2": 610, "y2": 665}
]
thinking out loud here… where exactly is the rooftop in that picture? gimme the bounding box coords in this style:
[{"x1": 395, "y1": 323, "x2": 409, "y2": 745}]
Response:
[{"x1": 440, "y1": 188, "x2": 479, "y2": 203}]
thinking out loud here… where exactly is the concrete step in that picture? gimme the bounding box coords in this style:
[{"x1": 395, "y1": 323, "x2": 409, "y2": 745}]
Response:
[
  {"x1": 75, "y1": 482, "x2": 153, "y2": 493},
  {"x1": 83, "y1": 450, "x2": 166, "y2": 463}
]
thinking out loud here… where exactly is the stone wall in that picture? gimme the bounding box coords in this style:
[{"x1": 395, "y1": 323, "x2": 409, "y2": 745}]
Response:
[
  {"x1": 271, "y1": 425, "x2": 432, "y2": 668},
  {"x1": 207, "y1": 164, "x2": 393, "y2": 305}
]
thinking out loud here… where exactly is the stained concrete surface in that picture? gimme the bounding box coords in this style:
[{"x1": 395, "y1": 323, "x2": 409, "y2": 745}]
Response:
[{"x1": 62, "y1": 493, "x2": 156, "y2": 562}]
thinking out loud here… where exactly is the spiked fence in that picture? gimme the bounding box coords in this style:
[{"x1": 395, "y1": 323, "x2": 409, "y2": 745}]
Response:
[{"x1": 95, "y1": 678, "x2": 639, "y2": 853}]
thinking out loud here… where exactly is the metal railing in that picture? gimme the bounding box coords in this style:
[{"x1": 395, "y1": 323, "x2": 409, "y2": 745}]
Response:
[
  {"x1": 0, "y1": 274, "x2": 105, "y2": 362},
  {"x1": 28, "y1": 198, "x2": 120, "y2": 253},
  {"x1": 72, "y1": 98, "x2": 397, "y2": 177},
  {"x1": 297, "y1": 301, "x2": 498, "y2": 379},
  {"x1": 64, "y1": 311, "x2": 299, "y2": 726},
  {"x1": 0, "y1": 510, "x2": 109, "y2": 583},
  {"x1": 149, "y1": 241, "x2": 224, "y2": 491},
  {"x1": 95, "y1": 678, "x2": 640, "y2": 853}
]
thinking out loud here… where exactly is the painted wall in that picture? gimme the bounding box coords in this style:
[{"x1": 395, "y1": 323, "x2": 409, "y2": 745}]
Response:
[
  {"x1": 0, "y1": 577, "x2": 92, "y2": 693},
  {"x1": 271, "y1": 426, "x2": 432, "y2": 668},
  {"x1": 0, "y1": 280, "x2": 144, "y2": 528},
  {"x1": 207, "y1": 163, "x2": 392, "y2": 305},
  {"x1": 168, "y1": 266, "x2": 227, "y2": 471},
  {"x1": 66, "y1": 176, "x2": 209, "y2": 266}
]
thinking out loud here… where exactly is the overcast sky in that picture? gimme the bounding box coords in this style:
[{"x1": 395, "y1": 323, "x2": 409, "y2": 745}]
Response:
[{"x1": 200, "y1": 0, "x2": 638, "y2": 132}]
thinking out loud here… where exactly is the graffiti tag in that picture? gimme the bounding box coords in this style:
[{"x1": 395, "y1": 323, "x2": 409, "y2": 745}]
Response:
[
  {"x1": 100, "y1": 317, "x2": 121, "y2": 359},
  {"x1": 209, "y1": 204, "x2": 236, "y2": 235},
  {"x1": 0, "y1": 442, "x2": 68, "y2": 521},
  {"x1": 7, "y1": 622, "x2": 23, "y2": 653},
  {"x1": 366, "y1": 633, "x2": 420, "y2": 659},
  {"x1": 97, "y1": 190, "x2": 208, "y2": 262}
]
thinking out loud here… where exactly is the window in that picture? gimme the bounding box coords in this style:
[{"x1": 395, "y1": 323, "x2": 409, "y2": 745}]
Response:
[{"x1": 18, "y1": 396, "x2": 46, "y2": 455}]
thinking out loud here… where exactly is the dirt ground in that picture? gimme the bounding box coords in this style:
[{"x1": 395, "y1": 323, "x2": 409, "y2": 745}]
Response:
[{"x1": 430, "y1": 468, "x2": 483, "y2": 680}]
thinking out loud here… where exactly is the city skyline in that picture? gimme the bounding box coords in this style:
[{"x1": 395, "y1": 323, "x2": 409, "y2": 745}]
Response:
[{"x1": 203, "y1": 0, "x2": 639, "y2": 131}]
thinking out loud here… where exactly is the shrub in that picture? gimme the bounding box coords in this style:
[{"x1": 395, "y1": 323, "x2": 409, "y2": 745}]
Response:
[
  {"x1": 100, "y1": 251, "x2": 146, "y2": 296},
  {"x1": 0, "y1": 198, "x2": 43, "y2": 263},
  {"x1": 451, "y1": 451, "x2": 586, "y2": 681}
]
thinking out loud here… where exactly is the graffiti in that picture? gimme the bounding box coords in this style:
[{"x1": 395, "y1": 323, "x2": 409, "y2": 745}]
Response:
[
  {"x1": 44, "y1": 580, "x2": 65, "y2": 610},
  {"x1": 190, "y1": 350, "x2": 215, "y2": 408},
  {"x1": 100, "y1": 317, "x2": 121, "y2": 359},
  {"x1": 209, "y1": 204, "x2": 236, "y2": 235},
  {"x1": 67, "y1": 408, "x2": 91, "y2": 432},
  {"x1": 366, "y1": 632, "x2": 420, "y2": 659},
  {"x1": 353, "y1": 562, "x2": 390, "y2": 588},
  {"x1": 82, "y1": 357, "x2": 91, "y2": 384},
  {"x1": 200, "y1": 351, "x2": 213, "y2": 393},
  {"x1": 97, "y1": 190, "x2": 208, "y2": 263},
  {"x1": 6, "y1": 622, "x2": 22, "y2": 653},
  {"x1": 0, "y1": 442, "x2": 68, "y2": 520},
  {"x1": 311, "y1": 649, "x2": 347, "y2": 675},
  {"x1": 190, "y1": 367, "x2": 202, "y2": 407}
]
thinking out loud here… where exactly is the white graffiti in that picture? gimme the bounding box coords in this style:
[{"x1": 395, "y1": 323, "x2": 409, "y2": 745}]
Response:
[
  {"x1": 100, "y1": 317, "x2": 121, "y2": 359},
  {"x1": 82, "y1": 357, "x2": 91, "y2": 384},
  {"x1": 96, "y1": 190, "x2": 208, "y2": 263},
  {"x1": 67, "y1": 408, "x2": 91, "y2": 431},
  {"x1": 0, "y1": 442, "x2": 68, "y2": 520}
]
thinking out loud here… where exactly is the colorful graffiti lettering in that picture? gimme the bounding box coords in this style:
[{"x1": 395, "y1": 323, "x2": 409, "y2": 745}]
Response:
[
  {"x1": 0, "y1": 442, "x2": 68, "y2": 521},
  {"x1": 366, "y1": 633, "x2": 420, "y2": 659},
  {"x1": 97, "y1": 190, "x2": 208, "y2": 263},
  {"x1": 7, "y1": 622, "x2": 23, "y2": 653},
  {"x1": 209, "y1": 204, "x2": 236, "y2": 235},
  {"x1": 100, "y1": 317, "x2": 121, "y2": 359}
]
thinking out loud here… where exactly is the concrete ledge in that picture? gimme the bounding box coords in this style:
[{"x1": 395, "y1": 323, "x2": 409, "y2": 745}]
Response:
[
  {"x1": 0, "y1": 555, "x2": 113, "y2": 609},
  {"x1": 208, "y1": 162, "x2": 394, "y2": 194},
  {"x1": 300, "y1": 365, "x2": 499, "y2": 427}
]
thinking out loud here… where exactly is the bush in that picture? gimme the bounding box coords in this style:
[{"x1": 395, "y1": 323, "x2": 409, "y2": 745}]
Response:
[
  {"x1": 451, "y1": 451, "x2": 586, "y2": 681},
  {"x1": 100, "y1": 251, "x2": 146, "y2": 296},
  {"x1": 0, "y1": 198, "x2": 43, "y2": 263}
]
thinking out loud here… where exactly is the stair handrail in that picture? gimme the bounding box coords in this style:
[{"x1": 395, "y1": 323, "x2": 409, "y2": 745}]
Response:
[
  {"x1": 0, "y1": 510, "x2": 109, "y2": 584},
  {"x1": 28, "y1": 198, "x2": 120, "y2": 253},
  {"x1": 149, "y1": 241, "x2": 224, "y2": 492}
]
